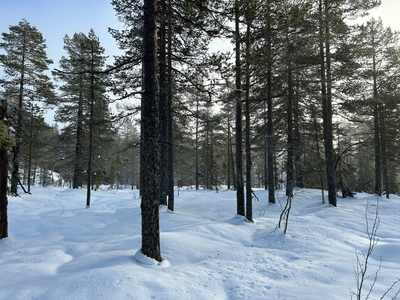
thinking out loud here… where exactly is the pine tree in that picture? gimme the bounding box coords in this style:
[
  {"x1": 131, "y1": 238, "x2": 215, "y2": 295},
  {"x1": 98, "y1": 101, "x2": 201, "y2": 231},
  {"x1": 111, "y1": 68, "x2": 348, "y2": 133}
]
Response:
[
  {"x1": 53, "y1": 30, "x2": 113, "y2": 200},
  {"x1": 356, "y1": 18, "x2": 400, "y2": 197},
  {"x1": 0, "y1": 19, "x2": 54, "y2": 195}
]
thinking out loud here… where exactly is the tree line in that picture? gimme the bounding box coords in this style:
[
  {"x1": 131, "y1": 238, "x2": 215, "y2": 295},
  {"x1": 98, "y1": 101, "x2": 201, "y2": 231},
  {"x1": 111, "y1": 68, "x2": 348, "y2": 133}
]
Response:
[{"x1": 1, "y1": 0, "x2": 400, "y2": 261}]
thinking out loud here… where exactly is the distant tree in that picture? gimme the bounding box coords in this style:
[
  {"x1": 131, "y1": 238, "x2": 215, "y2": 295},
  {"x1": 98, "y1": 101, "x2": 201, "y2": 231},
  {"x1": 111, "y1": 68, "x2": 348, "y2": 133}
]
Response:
[
  {"x1": 0, "y1": 19, "x2": 54, "y2": 195},
  {"x1": 357, "y1": 18, "x2": 400, "y2": 197},
  {"x1": 53, "y1": 30, "x2": 112, "y2": 202},
  {"x1": 20, "y1": 103, "x2": 49, "y2": 192}
]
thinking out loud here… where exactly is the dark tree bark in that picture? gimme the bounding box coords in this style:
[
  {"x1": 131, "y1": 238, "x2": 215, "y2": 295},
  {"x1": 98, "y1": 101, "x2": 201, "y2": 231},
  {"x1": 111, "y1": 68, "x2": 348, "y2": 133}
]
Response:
[
  {"x1": 379, "y1": 105, "x2": 389, "y2": 198},
  {"x1": 293, "y1": 79, "x2": 304, "y2": 188},
  {"x1": 372, "y1": 49, "x2": 381, "y2": 196},
  {"x1": 73, "y1": 86, "x2": 84, "y2": 189},
  {"x1": 11, "y1": 43, "x2": 25, "y2": 196},
  {"x1": 86, "y1": 56, "x2": 95, "y2": 208},
  {"x1": 0, "y1": 100, "x2": 8, "y2": 239},
  {"x1": 27, "y1": 104, "x2": 34, "y2": 193},
  {"x1": 167, "y1": 5, "x2": 174, "y2": 211},
  {"x1": 159, "y1": 1, "x2": 168, "y2": 206},
  {"x1": 311, "y1": 105, "x2": 325, "y2": 204},
  {"x1": 266, "y1": 16, "x2": 275, "y2": 204},
  {"x1": 195, "y1": 98, "x2": 199, "y2": 190},
  {"x1": 286, "y1": 59, "x2": 294, "y2": 198},
  {"x1": 319, "y1": 0, "x2": 336, "y2": 206},
  {"x1": 245, "y1": 20, "x2": 253, "y2": 222},
  {"x1": 141, "y1": 0, "x2": 161, "y2": 262},
  {"x1": 227, "y1": 108, "x2": 232, "y2": 190},
  {"x1": 235, "y1": 0, "x2": 245, "y2": 216}
]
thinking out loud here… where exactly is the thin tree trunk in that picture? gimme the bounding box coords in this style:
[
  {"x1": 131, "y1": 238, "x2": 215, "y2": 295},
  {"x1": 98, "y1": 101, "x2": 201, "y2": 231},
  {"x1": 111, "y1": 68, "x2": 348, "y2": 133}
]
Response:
[
  {"x1": 245, "y1": 20, "x2": 252, "y2": 222},
  {"x1": 11, "y1": 36, "x2": 26, "y2": 196},
  {"x1": 235, "y1": 0, "x2": 245, "y2": 216},
  {"x1": 73, "y1": 84, "x2": 84, "y2": 189},
  {"x1": 27, "y1": 104, "x2": 33, "y2": 193},
  {"x1": 372, "y1": 48, "x2": 381, "y2": 196},
  {"x1": 231, "y1": 137, "x2": 236, "y2": 190},
  {"x1": 320, "y1": 0, "x2": 336, "y2": 206},
  {"x1": 141, "y1": 0, "x2": 161, "y2": 262},
  {"x1": 227, "y1": 108, "x2": 231, "y2": 190},
  {"x1": 266, "y1": 16, "x2": 275, "y2": 204},
  {"x1": 0, "y1": 100, "x2": 8, "y2": 239},
  {"x1": 159, "y1": 1, "x2": 168, "y2": 206},
  {"x1": 195, "y1": 98, "x2": 199, "y2": 190},
  {"x1": 86, "y1": 62, "x2": 95, "y2": 208},
  {"x1": 167, "y1": 4, "x2": 174, "y2": 211},
  {"x1": 379, "y1": 104, "x2": 388, "y2": 198},
  {"x1": 293, "y1": 78, "x2": 304, "y2": 188},
  {"x1": 286, "y1": 58, "x2": 294, "y2": 198}
]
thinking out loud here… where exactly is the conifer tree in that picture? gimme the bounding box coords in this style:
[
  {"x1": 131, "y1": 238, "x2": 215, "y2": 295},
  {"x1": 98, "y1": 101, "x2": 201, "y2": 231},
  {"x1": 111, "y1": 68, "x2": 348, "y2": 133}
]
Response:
[
  {"x1": 0, "y1": 19, "x2": 54, "y2": 195},
  {"x1": 53, "y1": 30, "x2": 112, "y2": 201}
]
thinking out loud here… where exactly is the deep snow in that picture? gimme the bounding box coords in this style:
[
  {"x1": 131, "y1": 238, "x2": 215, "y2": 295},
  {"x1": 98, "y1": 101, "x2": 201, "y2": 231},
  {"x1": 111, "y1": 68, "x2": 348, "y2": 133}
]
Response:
[{"x1": 0, "y1": 186, "x2": 399, "y2": 300}]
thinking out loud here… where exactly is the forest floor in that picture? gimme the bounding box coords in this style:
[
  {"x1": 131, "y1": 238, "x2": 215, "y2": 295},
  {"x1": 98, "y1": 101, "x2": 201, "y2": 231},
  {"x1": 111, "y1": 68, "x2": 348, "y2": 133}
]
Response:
[{"x1": 0, "y1": 186, "x2": 399, "y2": 299}]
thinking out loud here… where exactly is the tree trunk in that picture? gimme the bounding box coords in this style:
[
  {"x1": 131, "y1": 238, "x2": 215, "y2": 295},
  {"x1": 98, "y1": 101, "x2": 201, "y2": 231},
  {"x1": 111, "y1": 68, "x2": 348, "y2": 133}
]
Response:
[
  {"x1": 379, "y1": 105, "x2": 389, "y2": 198},
  {"x1": 158, "y1": 1, "x2": 168, "y2": 206},
  {"x1": 227, "y1": 108, "x2": 231, "y2": 190},
  {"x1": 167, "y1": 4, "x2": 174, "y2": 211},
  {"x1": 141, "y1": 0, "x2": 161, "y2": 262},
  {"x1": 235, "y1": 0, "x2": 245, "y2": 216},
  {"x1": 73, "y1": 84, "x2": 84, "y2": 189},
  {"x1": 320, "y1": 0, "x2": 336, "y2": 206},
  {"x1": 86, "y1": 63, "x2": 95, "y2": 207},
  {"x1": 286, "y1": 58, "x2": 294, "y2": 198},
  {"x1": 27, "y1": 105, "x2": 33, "y2": 193},
  {"x1": 372, "y1": 49, "x2": 381, "y2": 196},
  {"x1": 11, "y1": 39, "x2": 26, "y2": 196},
  {"x1": 293, "y1": 78, "x2": 304, "y2": 188},
  {"x1": 312, "y1": 107, "x2": 325, "y2": 204},
  {"x1": 266, "y1": 16, "x2": 275, "y2": 204},
  {"x1": 245, "y1": 21, "x2": 252, "y2": 222},
  {"x1": 0, "y1": 100, "x2": 8, "y2": 239},
  {"x1": 195, "y1": 98, "x2": 199, "y2": 190}
]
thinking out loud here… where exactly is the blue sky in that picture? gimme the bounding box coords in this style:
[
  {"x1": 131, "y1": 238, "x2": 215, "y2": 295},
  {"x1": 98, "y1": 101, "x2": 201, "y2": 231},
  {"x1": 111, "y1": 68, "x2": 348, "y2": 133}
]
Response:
[
  {"x1": 1, "y1": 0, "x2": 399, "y2": 70},
  {"x1": 0, "y1": 0, "x2": 123, "y2": 67}
]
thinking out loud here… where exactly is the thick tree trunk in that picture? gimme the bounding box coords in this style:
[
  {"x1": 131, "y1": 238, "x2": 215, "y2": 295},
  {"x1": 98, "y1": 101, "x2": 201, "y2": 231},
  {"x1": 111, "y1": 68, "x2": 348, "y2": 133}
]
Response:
[
  {"x1": 0, "y1": 101, "x2": 8, "y2": 239},
  {"x1": 235, "y1": 0, "x2": 245, "y2": 216},
  {"x1": 141, "y1": 0, "x2": 161, "y2": 262}
]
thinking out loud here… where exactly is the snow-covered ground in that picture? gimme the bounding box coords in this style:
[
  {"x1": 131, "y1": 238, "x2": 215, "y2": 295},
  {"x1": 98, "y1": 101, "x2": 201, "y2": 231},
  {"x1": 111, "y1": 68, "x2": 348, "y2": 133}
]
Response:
[{"x1": 0, "y1": 186, "x2": 399, "y2": 300}]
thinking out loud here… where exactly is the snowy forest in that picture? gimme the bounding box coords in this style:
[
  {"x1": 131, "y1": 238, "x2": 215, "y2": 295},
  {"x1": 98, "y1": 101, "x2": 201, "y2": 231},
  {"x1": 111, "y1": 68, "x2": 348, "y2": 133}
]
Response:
[
  {"x1": 1, "y1": 0, "x2": 400, "y2": 298},
  {"x1": 1, "y1": 0, "x2": 400, "y2": 201}
]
